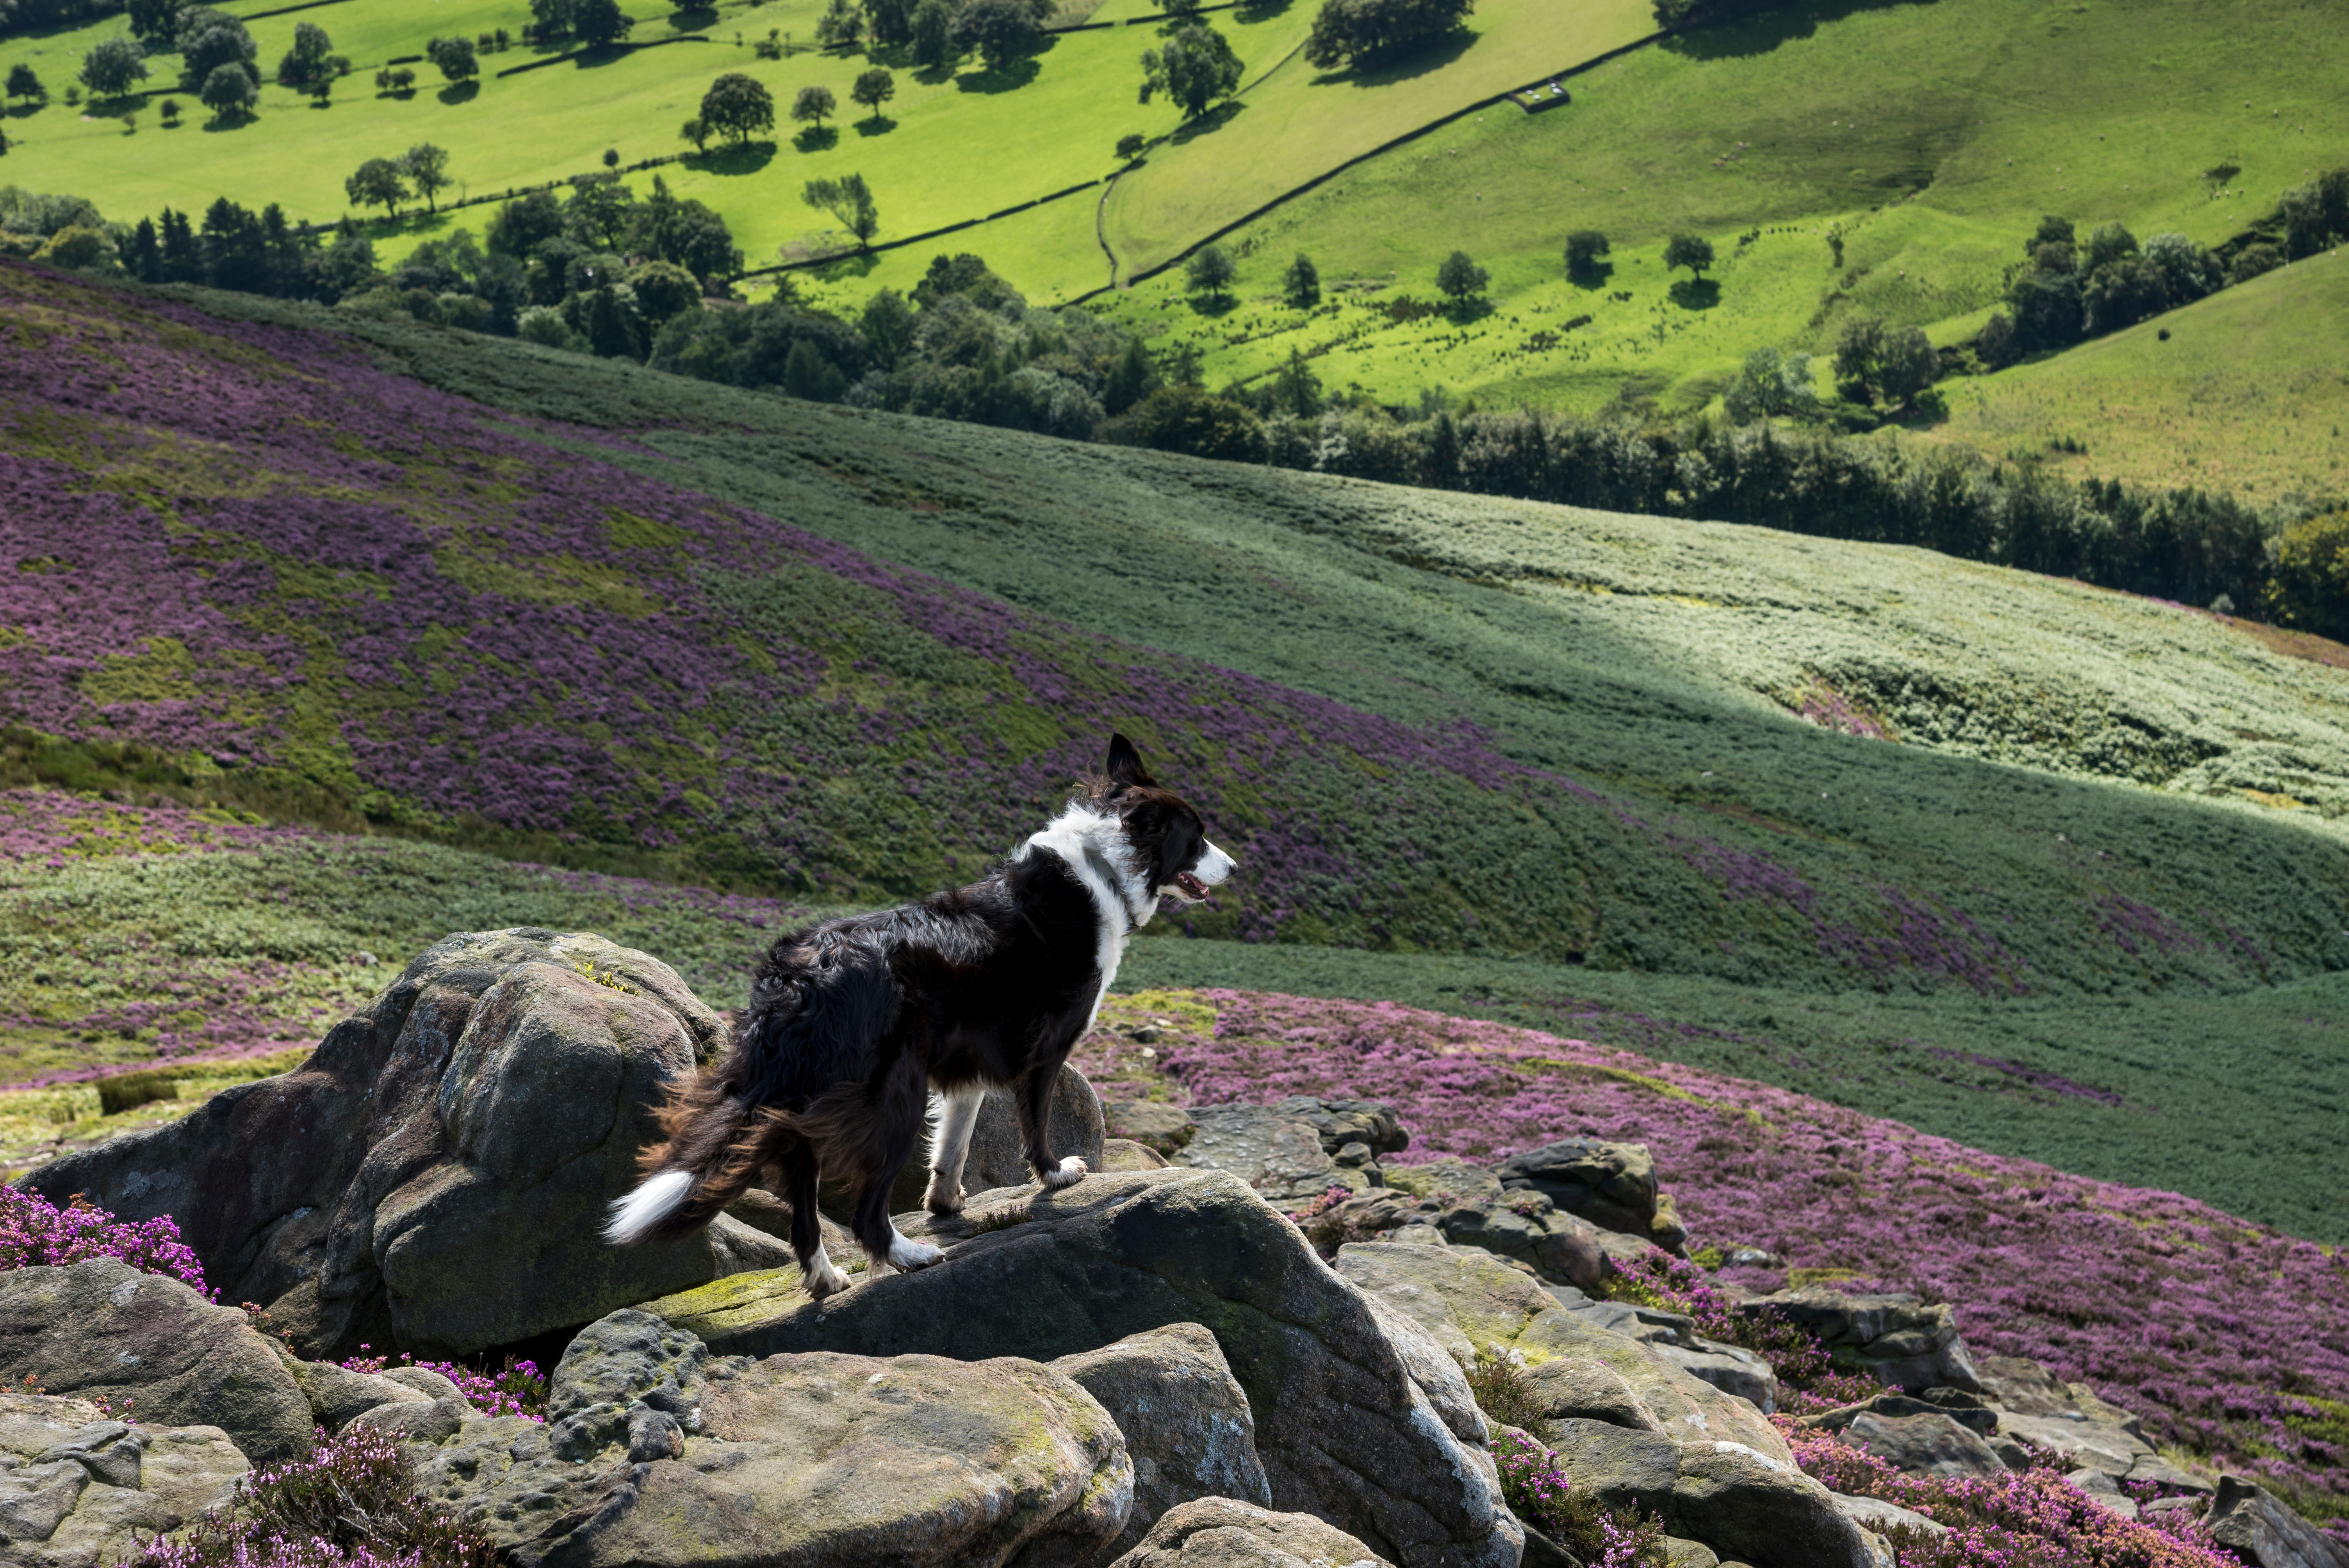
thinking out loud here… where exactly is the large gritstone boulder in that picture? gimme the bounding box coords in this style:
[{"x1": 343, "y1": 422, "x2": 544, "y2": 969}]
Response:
[
  {"x1": 1331, "y1": 1241, "x2": 1883, "y2": 1568},
  {"x1": 638, "y1": 1169, "x2": 1521, "y2": 1568},
  {"x1": 0, "y1": 1257, "x2": 311, "y2": 1465},
  {"x1": 0, "y1": 1389, "x2": 250, "y2": 1568},
  {"x1": 1735, "y1": 1287, "x2": 1979, "y2": 1393},
  {"x1": 410, "y1": 1309, "x2": 1133, "y2": 1568},
  {"x1": 2204, "y1": 1476, "x2": 2349, "y2": 1568},
  {"x1": 1495, "y1": 1139, "x2": 1687, "y2": 1254},
  {"x1": 1050, "y1": 1324, "x2": 1273, "y2": 1565},
  {"x1": 22, "y1": 930, "x2": 793, "y2": 1359}
]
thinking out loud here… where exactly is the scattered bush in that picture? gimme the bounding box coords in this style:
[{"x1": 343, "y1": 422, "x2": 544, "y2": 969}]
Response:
[
  {"x1": 1140, "y1": 20, "x2": 1242, "y2": 120},
  {"x1": 1494, "y1": 1429, "x2": 1668, "y2": 1566}
]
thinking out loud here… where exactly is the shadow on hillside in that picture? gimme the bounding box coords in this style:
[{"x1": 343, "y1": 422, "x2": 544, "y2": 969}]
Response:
[
  {"x1": 852, "y1": 115, "x2": 896, "y2": 136},
  {"x1": 198, "y1": 110, "x2": 255, "y2": 132},
  {"x1": 687, "y1": 139, "x2": 777, "y2": 174},
  {"x1": 1168, "y1": 100, "x2": 1244, "y2": 143},
  {"x1": 792, "y1": 124, "x2": 839, "y2": 151},
  {"x1": 437, "y1": 80, "x2": 480, "y2": 104},
  {"x1": 1669, "y1": 278, "x2": 1720, "y2": 310},
  {"x1": 1187, "y1": 292, "x2": 1239, "y2": 318},
  {"x1": 956, "y1": 49, "x2": 1047, "y2": 93},
  {"x1": 811, "y1": 252, "x2": 881, "y2": 284},
  {"x1": 1234, "y1": 0, "x2": 1294, "y2": 17},
  {"x1": 1568, "y1": 263, "x2": 1615, "y2": 289},
  {"x1": 1310, "y1": 27, "x2": 1475, "y2": 89},
  {"x1": 667, "y1": 2, "x2": 719, "y2": 28},
  {"x1": 1667, "y1": 0, "x2": 1939, "y2": 61}
]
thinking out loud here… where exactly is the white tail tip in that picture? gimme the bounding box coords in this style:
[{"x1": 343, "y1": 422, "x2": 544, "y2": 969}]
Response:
[{"x1": 604, "y1": 1169, "x2": 693, "y2": 1245}]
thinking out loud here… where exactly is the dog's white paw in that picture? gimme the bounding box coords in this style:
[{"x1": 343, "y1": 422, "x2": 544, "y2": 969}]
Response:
[
  {"x1": 1042, "y1": 1155, "x2": 1088, "y2": 1190},
  {"x1": 887, "y1": 1233, "x2": 943, "y2": 1270},
  {"x1": 804, "y1": 1251, "x2": 853, "y2": 1300},
  {"x1": 924, "y1": 1171, "x2": 965, "y2": 1215}
]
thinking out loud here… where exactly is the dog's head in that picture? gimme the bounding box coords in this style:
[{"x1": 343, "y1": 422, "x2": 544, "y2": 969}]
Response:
[{"x1": 1094, "y1": 733, "x2": 1236, "y2": 907}]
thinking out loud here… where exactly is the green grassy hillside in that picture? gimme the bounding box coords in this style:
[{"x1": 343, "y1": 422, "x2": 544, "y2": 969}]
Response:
[
  {"x1": 1090, "y1": 0, "x2": 2349, "y2": 429},
  {"x1": 1935, "y1": 249, "x2": 2349, "y2": 502},
  {"x1": 9, "y1": 265, "x2": 2349, "y2": 1237}
]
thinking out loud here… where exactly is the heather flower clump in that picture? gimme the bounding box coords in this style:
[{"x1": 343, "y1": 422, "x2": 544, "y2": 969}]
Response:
[
  {"x1": 0, "y1": 1184, "x2": 210, "y2": 1296},
  {"x1": 1781, "y1": 1419, "x2": 2234, "y2": 1568},
  {"x1": 1596, "y1": 1249, "x2": 1876, "y2": 1413},
  {"x1": 339, "y1": 1348, "x2": 548, "y2": 1423},
  {"x1": 131, "y1": 1422, "x2": 496, "y2": 1568},
  {"x1": 1128, "y1": 989, "x2": 2349, "y2": 1525},
  {"x1": 1492, "y1": 1428, "x2": 1666, "y2": 1566}
]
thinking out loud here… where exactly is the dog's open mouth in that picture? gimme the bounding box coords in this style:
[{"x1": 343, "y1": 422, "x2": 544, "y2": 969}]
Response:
[{"x1": 1172, "y1": 871, "x2": 1213, "y2": 902}]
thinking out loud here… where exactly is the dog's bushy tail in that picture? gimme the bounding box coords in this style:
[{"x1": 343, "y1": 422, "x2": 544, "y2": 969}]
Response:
[{"x1": 604, "y1": 1027, "x2": 801, "y2": 1247}]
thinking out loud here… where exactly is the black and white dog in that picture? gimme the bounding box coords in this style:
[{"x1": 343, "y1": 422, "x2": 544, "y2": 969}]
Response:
[{"x1": 604, "y1": 734, "x2": 1235, "y2": 1297}]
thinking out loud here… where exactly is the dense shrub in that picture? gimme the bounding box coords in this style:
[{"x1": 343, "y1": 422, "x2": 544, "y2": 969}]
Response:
[{"x1": 1595, "y1": 1248, "x2": 1877, "y2": 1412}]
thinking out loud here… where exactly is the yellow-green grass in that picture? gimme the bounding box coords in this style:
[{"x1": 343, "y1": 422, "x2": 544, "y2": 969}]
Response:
[
  {"x1": 1091, "y1": 0, "x2": 2349, "y2": 415},
  {"x1": 784, "y1": 183, "x2": 1109, "y2": 310},
  {"x1": 0, "y1": 0, "x2": 1292, "y2": 278},
  {"x1": 0, "y1": 1046, "x2": 308, "y2": 1186},
  {"x1": 1098, "y1": 0, "x2": 1654, "y2": 282},
  {"x1": 1935, "y1": 248, "x2": 2349, "y2": 504}
]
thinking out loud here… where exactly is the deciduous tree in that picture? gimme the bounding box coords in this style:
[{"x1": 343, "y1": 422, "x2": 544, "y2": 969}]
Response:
[
  {"x1": 198, "y1": 59, "x2": 254, "y2": 118},
  {"x1": 948, "y1": 0, "x2": 1042, "y2": 73},
  {"x1": 1139, "y1": 20, "x2": 1240, "y2": 120},
  {"x1": 700, "y1": 72, "x2": 773, "y2": 144},
  {"x1": 791, "y1": 82, "x2": 836, "y2": 132},
  {"x1": 1185, "y1": 242, "x2": 1235, "y2": 303},
  {"x1": 802, "y1": 171, "x2": 877, "y2": 246},
  {"x1": 1564, "y1": 228, "x2": 1608, "y2": 278},
  {"x1": 6, "y1": 63, "x2": 45, "y2": 106},
  {"x1": 1436, "y1": 248, "x2": 1487, "y2": 305},
  {"x1": 1302, "y1": 0, "x2": 1473, "y2": 71},
  {"x1": 1283, "y1": 251, "x2": 1319, "y2": 306},
  {"x1": 275, "y1": 20, "x2": 334, "y2": 89},
  {"x1": 176, "y1": 7, "x2": 256, "y2": 89},
  {"x1": 1663, "y1": 232, "x2": 1713, "y2": 279},
  {"x1": 851, "y1": 66, "x2": 895, "y2": 123},
  {"x1": 403, "y1": 143, "x2": 451, "y2": 212},
  {"x1": 78, "y1": 36, "x2": 148, "y2": 99},
  {"x1": 345, "y1": 156, "x2": 409, "y2": 216},
  {"x1": 573, "y1": 0, "x2": 632, "y2": 45},
  {"x1": 911, "y1": 0, "x2": 953, "y2": 65},
  {"x1": 426, "y1": 34, "x2": 478, "y2": 83}
]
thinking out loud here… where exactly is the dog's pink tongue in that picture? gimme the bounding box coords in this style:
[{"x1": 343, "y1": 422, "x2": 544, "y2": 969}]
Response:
[{"x1": 1177, "y1": 872, "x2": 1211, "y2": 899}]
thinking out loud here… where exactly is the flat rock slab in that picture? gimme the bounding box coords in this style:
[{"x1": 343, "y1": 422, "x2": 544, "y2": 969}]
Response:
[
  {"x1": 1109, "y1": 1496, "x2": 1392, "y2": 1568},
  {"x1": 0, "y1": 1390, "x2": 248, "y2": 1567},
  {"x1": 0, "y1": 1257, "x2": 310, "y2": 1464},
  {"x1": 24, "y1": 929, "x2": 790, "y2": 1360},
  {"x1": 2205, "y1": 1476, "x2": 2349, "y2": 1568},
  {"x1": 1843, "y1": 1410, "x2": 2008, "y2": 1480},
  {"x1": 1175, "y1": 1105, "x2": 1366, "y2": 1206},
  {"x1": 641, "y1": 1169, "x2": 1519, "y2": 1568},
  {"x1": 416, "y1": 1333, "x2": 1131, "y2": 1568}
]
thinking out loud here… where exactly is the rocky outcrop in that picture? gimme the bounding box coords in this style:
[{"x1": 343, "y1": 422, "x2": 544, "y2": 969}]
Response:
[
  {"x1": 1496, "y1": 1139, "x2": 1688, "y2": 1255},
  {"x1": 1174, "y1": 1104, "x2": 1368, "y2": 1206},
  {"x1": 1328, "y1": 1242, "x2": 1878, "y2": 1568},
  {"x1": 640, "y1": 1170, "x2": 1521, "y2": 1568},
  {"x1": 1107, "y1": 1497, "x2": 1391, "y2": 1568},
  {"x1": 1101, "y1": 1101, "x2": 1196, "y2": 1158},
  {"x1": 1839, "y1": 1409, "x2": 2007, "y2": 1480},
  {"x1": 0, "y1": 1390, "x2": 248, "y2": 1567},
  {"x1": 412, "y1": 1308, "x2": 1132, "y2": 1568},
  {"x1": 2205, "y1": 1476, "x2": 2349, "y2": 1568},
  {"x1": 1965, "y1": 1356, "x2": 2208, "y2": 1493},
  {"x1": 1737, "y1": 1287, "x2": 1979, "y2": 1393},
  {"x1": 0, "y1": 1257, "x2": 311, "y2": 1463},
  {"x1": 1050, "y1": 1324, "x2": 1272, "y2": 1565},
  {"x1": 22, "y1": 930, "x2": 793, "y2": 1359}
]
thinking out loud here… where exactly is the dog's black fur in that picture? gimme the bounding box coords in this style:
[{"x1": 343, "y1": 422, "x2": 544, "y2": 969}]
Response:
[{"x1": 604, "y1": 734, "x2": 1233, "y2": 1294}]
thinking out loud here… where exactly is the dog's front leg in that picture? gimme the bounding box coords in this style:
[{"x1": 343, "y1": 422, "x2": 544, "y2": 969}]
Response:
[{"x1": 924, "y1": 1085, "x2": 986, "y2": 1215}]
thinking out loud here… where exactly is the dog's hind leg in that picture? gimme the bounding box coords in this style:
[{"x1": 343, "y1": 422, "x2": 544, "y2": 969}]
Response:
[
  {"x1": 781, "y1": 1140, "x2": 851, "y2": 1300},
  {"x1": 923, "y1": 1085, "x2": 986, "y2": 1215},
  {"x1": 858, "y1": 1053, "x2": 944, "y2": 1276},
  {"x1": 1015, "y1": 1061, "x2": 1087, "y2": 1190}
]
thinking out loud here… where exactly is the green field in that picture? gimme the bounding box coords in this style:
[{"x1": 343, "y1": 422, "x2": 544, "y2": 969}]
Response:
[
  {"x1": 1087, "y1": 0, "x2": 2349, "y2": 424},
  {"x1": 0, "y1": 0, "x2": 1306, "y2": 273}
]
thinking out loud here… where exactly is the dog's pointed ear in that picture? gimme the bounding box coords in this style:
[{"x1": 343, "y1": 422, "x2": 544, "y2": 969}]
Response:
[{"x1": 1105, "y1": 733, "x2": 1155, "y2": 789}]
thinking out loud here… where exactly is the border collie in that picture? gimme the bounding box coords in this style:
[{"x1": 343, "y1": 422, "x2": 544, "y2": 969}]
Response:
[{"x1": 603, "y1": 734, "x2": 1235, "y2": 1297}]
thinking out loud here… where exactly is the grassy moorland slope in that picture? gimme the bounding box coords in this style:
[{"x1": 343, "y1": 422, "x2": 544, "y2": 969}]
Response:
[
  {"x1": 1094, "y1": 0, "x2": 2349, "y2": 445},
  {"x1": 8, "y1": 262, "x2": 2349, "y2": 1239}
]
